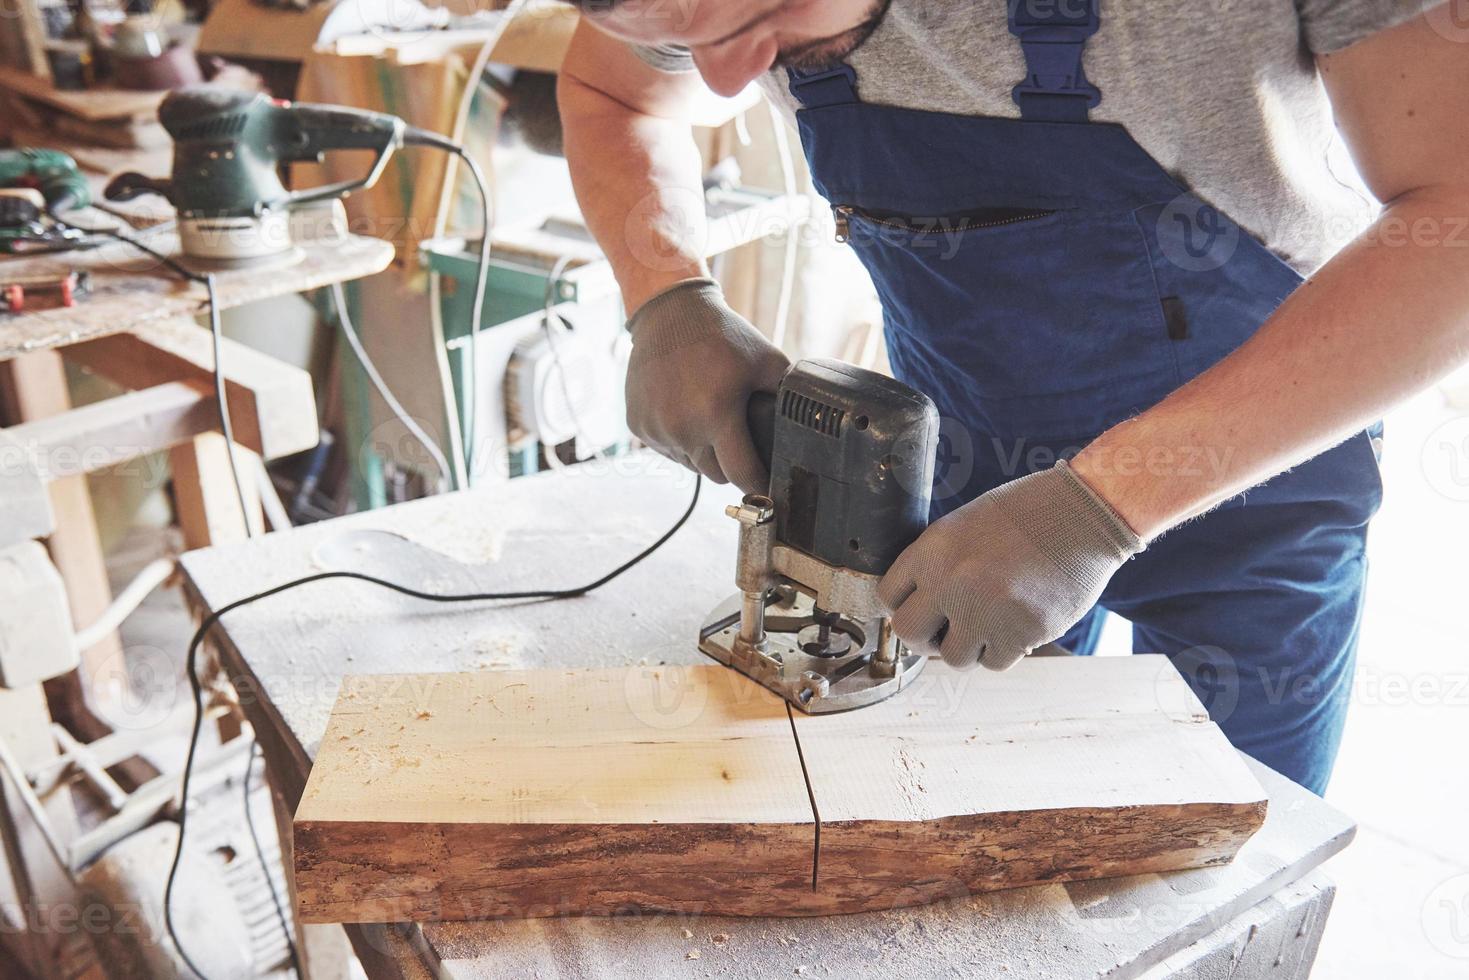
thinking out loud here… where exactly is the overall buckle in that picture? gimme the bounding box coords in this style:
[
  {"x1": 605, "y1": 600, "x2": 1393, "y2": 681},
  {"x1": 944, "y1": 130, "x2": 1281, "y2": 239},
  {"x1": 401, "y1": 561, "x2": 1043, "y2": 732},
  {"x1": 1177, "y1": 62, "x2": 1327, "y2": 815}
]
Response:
[
  {"x1": 786, "y1": 64, "x2": 859, "y2": 109},
  {"x1": 1009, "y1": 1, "x2": 1102, "y2": 118}
]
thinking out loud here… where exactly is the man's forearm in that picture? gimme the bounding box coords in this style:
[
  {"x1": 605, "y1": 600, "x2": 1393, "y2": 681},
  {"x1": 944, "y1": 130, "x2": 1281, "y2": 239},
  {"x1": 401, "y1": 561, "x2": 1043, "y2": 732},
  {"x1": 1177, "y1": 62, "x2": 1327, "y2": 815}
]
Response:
[
  {"x1": 559, "y1": 73, "x2": 709, "y2": 312},
  {"x1": 1072, "y1": 188, "x2": 1469, "y2": 539}
]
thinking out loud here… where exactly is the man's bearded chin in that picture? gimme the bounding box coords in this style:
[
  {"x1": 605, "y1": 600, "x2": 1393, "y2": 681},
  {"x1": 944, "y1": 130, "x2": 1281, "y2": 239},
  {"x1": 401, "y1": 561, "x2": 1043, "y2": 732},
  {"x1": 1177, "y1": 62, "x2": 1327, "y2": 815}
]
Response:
[{"x1": 775, "y1": 0, "x2": 892, "y2": 71}]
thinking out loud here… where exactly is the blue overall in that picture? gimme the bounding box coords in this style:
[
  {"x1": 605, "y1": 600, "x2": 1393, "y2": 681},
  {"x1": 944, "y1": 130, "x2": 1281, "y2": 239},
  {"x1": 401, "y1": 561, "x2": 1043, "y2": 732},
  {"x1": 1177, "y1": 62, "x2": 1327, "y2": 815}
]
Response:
[{"x1": 788, "y1": 1, "x2": 1380, "y2": 793}]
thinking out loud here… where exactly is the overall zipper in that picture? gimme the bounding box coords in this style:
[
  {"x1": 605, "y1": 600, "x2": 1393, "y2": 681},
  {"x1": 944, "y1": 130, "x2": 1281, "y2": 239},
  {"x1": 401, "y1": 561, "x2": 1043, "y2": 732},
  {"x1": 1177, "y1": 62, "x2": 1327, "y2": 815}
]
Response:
[{"x1": 832, "y1": 204, "x2": 1056, "y2": 244}]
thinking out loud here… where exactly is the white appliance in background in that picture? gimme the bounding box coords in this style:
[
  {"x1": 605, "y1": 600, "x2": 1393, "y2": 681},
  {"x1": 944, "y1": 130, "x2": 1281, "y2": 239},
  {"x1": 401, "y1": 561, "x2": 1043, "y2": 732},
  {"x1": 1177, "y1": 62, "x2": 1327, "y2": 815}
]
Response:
[{"x1": 506, "y1": 311, "x2": 631, "y2": 460}]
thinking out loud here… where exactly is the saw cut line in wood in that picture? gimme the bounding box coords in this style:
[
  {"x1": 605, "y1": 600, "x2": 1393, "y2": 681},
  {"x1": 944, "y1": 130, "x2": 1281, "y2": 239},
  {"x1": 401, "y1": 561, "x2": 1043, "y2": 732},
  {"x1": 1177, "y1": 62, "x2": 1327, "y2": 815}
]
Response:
[{"x1": 293, "y1": 656, "x2": 1267, "y2": 923}]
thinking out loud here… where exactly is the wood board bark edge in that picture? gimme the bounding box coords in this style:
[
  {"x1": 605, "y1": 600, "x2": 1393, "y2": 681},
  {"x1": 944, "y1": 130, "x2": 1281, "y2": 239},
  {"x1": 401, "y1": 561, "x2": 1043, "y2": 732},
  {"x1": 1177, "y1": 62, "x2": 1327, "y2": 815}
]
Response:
[
  {"x1": 295, "y1": 799, "x2": 1265, "y2": 923},
  {"x1": 293, "y1": 659, "x2": 1268, "y2": 924}
]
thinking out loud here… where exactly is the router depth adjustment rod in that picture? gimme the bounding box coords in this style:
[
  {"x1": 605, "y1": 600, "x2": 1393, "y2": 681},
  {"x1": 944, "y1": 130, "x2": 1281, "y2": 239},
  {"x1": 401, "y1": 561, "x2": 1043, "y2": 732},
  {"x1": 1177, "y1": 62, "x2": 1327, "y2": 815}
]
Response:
[{"x1": 700, "y1": 359, "x2": 939, "y2": 712}]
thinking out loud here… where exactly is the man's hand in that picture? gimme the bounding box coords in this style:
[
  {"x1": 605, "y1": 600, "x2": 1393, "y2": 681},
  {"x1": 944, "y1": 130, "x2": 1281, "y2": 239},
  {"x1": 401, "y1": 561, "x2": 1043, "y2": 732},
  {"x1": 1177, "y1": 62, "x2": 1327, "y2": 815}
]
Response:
[
  {"x1": 877, "y1": 462, "x2": 1143, "y2": 670},
  {"x1": 627, "y1": 278, "x2": 790, "y2": 493}
]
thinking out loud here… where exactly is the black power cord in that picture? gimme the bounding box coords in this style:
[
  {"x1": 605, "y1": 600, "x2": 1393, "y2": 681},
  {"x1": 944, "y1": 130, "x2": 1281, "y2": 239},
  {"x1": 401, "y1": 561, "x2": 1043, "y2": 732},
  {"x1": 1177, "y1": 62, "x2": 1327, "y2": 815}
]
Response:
[
  {"x1": 165, "y1": 476, "x2": 702, "y2": 976},
  {"x1": 45, "y1": 217, "x2": 257, "y2": 535},
  {"x1": 47, "y1": 212, "x2": 294, "y2": 977},
  {"x1": 54, "y1": 122, "x2": 540, "y2": 980},
  {"x1": 241, "y1": 740, "x2": 302, "y2": 980}
]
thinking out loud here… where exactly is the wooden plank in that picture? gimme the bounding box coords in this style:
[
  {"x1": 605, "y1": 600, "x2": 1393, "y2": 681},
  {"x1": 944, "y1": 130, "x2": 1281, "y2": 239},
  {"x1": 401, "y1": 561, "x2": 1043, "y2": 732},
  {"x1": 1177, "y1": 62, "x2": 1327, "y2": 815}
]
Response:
[
  {"x1": 293, "y1": 666, "x2": 817, "y2": 923},
  {"x1": 65, "y1": 317, "x2": 319, "y2": 461},
  {"x1": 0, "y1": 0, "x2": 51, "y2": 81},
  {"x1": 425, "y1": 760, "x2": 1346, "y2": 980},
  {"x1": 292, "y1": 658, "x2": 1267, "y2": 924},
  {"x1": 0, "y1": 230, "x2": 394, "y2": 362},
  {"x1": 0, "y1": 65, "x2": 162, "y2": 121},
  {"x1": 0, "y1": 430, "x2": 54, "y2": 549},
  {"x1": 175, "y1": 464, "x2": 1352, "y2": 976},
  {"x1": 795, "y1": 656, "x2": 1269, "y2": 913},
  {"x1": 0, "y1": 541, "x2": 80, "y2": 688},
  {"x1": 170, "y1": 432, "x2": 264, "y2": 549},
  {"x1": 267, "y1": 782, "x2": 354, "y2": 980},
  {"x1": 5, "y1": 381, "x2": 216, "y2": 478},
  {"x1": 0, "y1": 352, "x2": 124, "y2": 695},
  {"x1": 0, "y1": 685, "x2": 80, "y2": 980}
]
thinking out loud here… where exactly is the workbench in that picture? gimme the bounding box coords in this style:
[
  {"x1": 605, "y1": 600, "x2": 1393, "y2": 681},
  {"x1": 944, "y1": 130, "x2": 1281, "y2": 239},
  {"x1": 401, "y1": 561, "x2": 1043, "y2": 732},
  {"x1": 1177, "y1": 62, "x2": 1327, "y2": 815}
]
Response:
[
  {"x1": 0, "y1": 201, "x2": 393, "y2": 974},
  {"x1": 179, "y1": 456, "x2": 1356, "y2": 980},
  {"x1": 0, "y1": 222, "x2": 393, "y2": 359}
]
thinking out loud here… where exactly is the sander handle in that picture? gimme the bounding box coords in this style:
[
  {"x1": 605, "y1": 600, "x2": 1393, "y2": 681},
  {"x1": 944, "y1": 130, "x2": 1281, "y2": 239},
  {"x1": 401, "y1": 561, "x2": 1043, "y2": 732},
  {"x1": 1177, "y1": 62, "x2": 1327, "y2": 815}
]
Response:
[{"x1": 746, "y1": 390, "x2": 777, "y2": 475}]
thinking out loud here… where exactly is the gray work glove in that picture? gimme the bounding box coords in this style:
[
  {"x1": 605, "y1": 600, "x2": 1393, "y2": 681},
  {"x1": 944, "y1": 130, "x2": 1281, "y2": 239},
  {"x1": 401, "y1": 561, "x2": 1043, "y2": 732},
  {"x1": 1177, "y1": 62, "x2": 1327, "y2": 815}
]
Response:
[
  {"x1": 625, "y1": 278, "x2": 790, "y2": 494},
  {"x1": 878, "y1": 461, "x2": 1144, "y2": 671}
]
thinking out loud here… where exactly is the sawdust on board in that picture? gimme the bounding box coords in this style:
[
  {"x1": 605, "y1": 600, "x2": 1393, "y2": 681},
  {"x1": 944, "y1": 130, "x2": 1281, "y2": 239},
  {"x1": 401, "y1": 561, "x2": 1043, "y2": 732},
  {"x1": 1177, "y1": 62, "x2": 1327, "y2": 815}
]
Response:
[
  {"x1": 369, "y1": 507, "x2": 510, "y2": 566},
  {"x1": 421, "y1": 889, "x2": 1078, "y2": 980}
]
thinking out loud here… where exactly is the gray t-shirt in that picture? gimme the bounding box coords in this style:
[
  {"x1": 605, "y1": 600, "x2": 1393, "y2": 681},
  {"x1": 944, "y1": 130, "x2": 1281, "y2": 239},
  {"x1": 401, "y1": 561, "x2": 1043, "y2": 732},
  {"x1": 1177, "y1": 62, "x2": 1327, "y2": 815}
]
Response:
[{"x1": 633, "y1": 0, "x2": 1425, "y2": 275}]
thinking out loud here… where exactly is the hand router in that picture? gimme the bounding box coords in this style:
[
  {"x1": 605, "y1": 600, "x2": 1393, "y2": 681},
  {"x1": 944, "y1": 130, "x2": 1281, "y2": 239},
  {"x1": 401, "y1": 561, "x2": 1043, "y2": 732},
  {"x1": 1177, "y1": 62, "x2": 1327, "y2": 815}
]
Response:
[{"x1": 698, "y1": 359, "x2": 940, "y2": 713}]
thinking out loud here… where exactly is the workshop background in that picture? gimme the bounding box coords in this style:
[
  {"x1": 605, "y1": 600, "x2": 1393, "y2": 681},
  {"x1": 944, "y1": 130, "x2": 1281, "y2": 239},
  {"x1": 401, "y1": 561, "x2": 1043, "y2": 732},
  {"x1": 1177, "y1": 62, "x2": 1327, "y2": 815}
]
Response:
[{"x1": 0, "y1": 0, "x2": 1463, "y2": 978}]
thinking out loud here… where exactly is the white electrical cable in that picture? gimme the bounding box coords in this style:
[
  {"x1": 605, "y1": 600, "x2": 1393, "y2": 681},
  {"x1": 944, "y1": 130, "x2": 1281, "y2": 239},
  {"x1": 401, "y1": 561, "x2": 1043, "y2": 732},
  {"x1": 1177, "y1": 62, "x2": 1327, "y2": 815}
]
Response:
[
  {"x1": 766, "y1": 99, "x2": 801, "y2": 352},
  {"x1": 330, "y1": 281, "x2": 452, "y2": 493},
  {"x1": 73, "y1": 556, "x2": 175, "y2": 652},
  {"x1": 451, "y1": 0, "x2": 530, "y2": 485},
  {"x1": 204, "y1": 273, "x2": 257, "y2": 539},
  {"x1": 427, "y1": 272, "x2": 470, "y2": 489}
]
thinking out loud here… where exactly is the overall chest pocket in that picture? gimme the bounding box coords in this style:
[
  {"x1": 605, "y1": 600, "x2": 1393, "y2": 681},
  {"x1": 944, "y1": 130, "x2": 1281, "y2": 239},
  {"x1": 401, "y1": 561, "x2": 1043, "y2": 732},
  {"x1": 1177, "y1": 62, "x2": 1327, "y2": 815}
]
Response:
[{"x1": 836, "y1": 203, "x2": 1184, "y2": 440}]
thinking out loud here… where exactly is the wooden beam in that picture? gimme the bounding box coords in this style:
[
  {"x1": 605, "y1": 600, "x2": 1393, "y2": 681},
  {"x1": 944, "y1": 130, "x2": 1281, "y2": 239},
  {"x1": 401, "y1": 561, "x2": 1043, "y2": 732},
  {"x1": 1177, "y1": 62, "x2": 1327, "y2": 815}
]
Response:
[
  {"x1": 64, "y1": 318, "x2": 319, "y2": 461},
  {"x1": 170, "y1": 432, "x2": 264, "y2": 549},
  {"x1": 294, "y1": 664, "x2": 815, "y2": 923},
  {"x1": 0, "y1": 430, "x2": 54, "y2": 550},
  {"x1": 6, "y1": 381, "x2": 216, "y2": 479},
  {"x1": 792, "y1": 656, "x2": 1269, "y2": 908},
  {"x1": 0, "y1": 542, "x2": 79, "y2": 688},
  {"x1": 0, "y1": 352, "x2": 124, "y2": 715},
  {"x1": 0, "y1": 231, "x2": 393, "y2": 361},
  {"x1": 0, "y1": 685, "x2": 80, "y2": 980},
  {"x1": 292, "y1": 657, "x2": 1267, "y2": 924}
]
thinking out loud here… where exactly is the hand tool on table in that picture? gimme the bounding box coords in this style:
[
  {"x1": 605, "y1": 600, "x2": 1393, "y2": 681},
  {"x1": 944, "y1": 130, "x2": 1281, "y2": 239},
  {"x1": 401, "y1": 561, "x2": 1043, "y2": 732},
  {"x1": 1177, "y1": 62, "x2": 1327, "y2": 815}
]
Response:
[
  {"x1": 0, "y1": 270, "x2": 91, "y2": 312},
  {"x1": 0, "y1": 191, "x2": 90, "y2": 255},
  {"x1": 0, "y1": 149, "x2": 92, "y2": 215},
  {"x1": 104, "y1": 86, "x2": 471, "y2": 265},
  {"x1": 699, "y1": 358, "x2": 940, "y2": 712}
]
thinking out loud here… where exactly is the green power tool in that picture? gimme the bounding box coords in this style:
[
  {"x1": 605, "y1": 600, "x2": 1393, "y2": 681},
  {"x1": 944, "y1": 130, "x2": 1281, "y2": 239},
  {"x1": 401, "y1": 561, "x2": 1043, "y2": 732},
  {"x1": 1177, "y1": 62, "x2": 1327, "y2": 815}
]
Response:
[
  {"x1": 0, "y1": 149, "x2": 94, "y2": 254},
  {"x1": 105, "y1": 86, "x2": 457, "y2": 264},
  {"x1": 0, "y1": 149, "x2": 92, "y2": 213}
]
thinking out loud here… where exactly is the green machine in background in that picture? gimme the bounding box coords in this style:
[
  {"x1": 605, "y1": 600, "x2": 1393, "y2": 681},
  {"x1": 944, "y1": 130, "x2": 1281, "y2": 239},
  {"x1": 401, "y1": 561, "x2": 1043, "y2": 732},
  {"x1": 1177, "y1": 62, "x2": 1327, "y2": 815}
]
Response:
[
  {"x1": 0, "y1": 148, "x2": 92, "y2": 213},
  {"x1": 0, "y1": 149, "x2": 94, "y2": 254},
  {"x1": 419, "y1": 235, "x2": 630, "y2": 483}
]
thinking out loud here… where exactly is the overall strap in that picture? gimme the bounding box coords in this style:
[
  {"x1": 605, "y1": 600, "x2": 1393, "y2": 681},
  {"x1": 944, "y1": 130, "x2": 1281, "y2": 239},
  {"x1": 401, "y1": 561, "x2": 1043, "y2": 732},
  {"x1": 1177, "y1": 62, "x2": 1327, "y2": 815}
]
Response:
[
  {"x1": 1009, "y1": 0, "x2": 1102, "y2": 122},
  {"x1": 786, "y1": 64, "x2": 860, "y2": 109}
]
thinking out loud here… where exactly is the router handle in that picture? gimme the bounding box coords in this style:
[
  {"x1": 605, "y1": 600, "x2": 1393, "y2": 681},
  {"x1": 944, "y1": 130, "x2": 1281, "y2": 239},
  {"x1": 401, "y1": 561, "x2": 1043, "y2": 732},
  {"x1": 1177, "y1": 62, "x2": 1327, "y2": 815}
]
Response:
[{"x1": 746, "y1": 390, "x2": 777, "y2": 474}]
